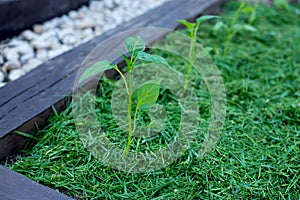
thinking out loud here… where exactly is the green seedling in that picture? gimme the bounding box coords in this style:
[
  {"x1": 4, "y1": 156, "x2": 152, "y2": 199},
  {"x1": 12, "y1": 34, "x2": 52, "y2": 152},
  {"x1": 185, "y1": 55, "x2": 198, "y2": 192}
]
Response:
[
  {"x1": 274, "y1": 0, "x2": 300, "y2": 14},
  {"x1": 79, "y1": 36, "x2": 169, "y2": 156},
  {"x1": 242, "y1": 0, "x2": 259, "y2": 25},
  {"x1": 213, "y1": 0, "x2": 258, "y2": 56},
  {"x1": 177, "y1": 15, "x2": 219, "y2": 95}
]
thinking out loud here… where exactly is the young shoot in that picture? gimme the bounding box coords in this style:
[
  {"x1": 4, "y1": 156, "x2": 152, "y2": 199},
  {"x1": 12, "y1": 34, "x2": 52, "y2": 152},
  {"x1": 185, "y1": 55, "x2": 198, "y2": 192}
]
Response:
[
  {"x1": 177, "y1": 15, "x2": 219, "y2": 95},
  {"x1": 213, "y1": 0, "x2": 258, "y2": 56},
  {"x1": 79, "y1": 36, "x2": 169, "y2": 156}
]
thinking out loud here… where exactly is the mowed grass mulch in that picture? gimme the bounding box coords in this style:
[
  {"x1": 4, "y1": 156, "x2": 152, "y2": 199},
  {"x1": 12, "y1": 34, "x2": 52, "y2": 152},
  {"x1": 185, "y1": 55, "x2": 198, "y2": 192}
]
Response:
[{"x1": 3, "y1": 2, "x2": 300, "y2": 199}]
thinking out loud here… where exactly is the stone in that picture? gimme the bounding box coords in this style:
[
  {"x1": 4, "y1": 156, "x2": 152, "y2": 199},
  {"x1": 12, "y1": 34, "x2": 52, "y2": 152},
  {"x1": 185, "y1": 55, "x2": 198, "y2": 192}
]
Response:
[
  {"x1": 82, "y1": 28, "x2": 94, "y2": 37},
  {"x1": 0, "y1": 82, "x2": 6, "y2": 88},
  {"x1": 31, "y1": 38, "x2": 50, "y2": 49},
  {"x1": 57, "y1": 28, "x2": 74, "y2": 40},
  {"x1": 33, "y1": 24, "x2": 44, "y2": 34},
  {"x1": 104, "y1": 0, "x2": 115, "y2": 9},
  {"x1": 94, "y1": 26, "x2": 103, "y2": 36},
  {"x1": 0, "y1": 71, "x2": 5, "y2": 82},
  {"x1": 81, "y1": 28, "x2": 94, "y2": 42},
  {"x1": 15, "y1": 42, "x2": 34, "y2": 55},
  {"x1": 36, "y1": 49, "x2": 48, "y2": 60},
  {"x1": 2, "y1": 60, "x2": 21, "y2": 74},
  {"x1": 22, "y1": 30, "x2": 38, "y2": 41},
  {"x1": 62, "y1": 35, "x2": 77, "y2": 46},
  {"x1": 89, "y1": 1, "x2": 105, "y2": 11},
  {"x1": 68, "y1": 10, "x2": 78, "y2": 19},
  {"x1": 22, "y1": 59, "x2": 42, "y2": 72},
  {"x1": 43, "y1": 17, "x2": 61, "y2": 30},
  {"x1": 8, "y1": 69, "x2": 25, "y2": 81},
  {"x1": 20, "y1": 52, "x2": 34, "y2": 63},
  {"x1": 48, "y1": 37, "x2": 62, "y2": 50},
  {"x1": 39, "y1": 29, "x2": 59, "y2": 40},
  {"x1": 60, "y1": 21, "x2": 74, "y2": 29},
  {"x1": 90, "y1": 13, "x2": 104, "y2": 26},
  {"x1": 48, "y1": 46, "x2": 70, "y2": 59},
  {"x1": 77, "y1": 18, "x2": 94, "y2": 29},
  {"x1": 0, "y1": 54, "x2": 3, "y2": 64},
  {"x1": 4, "y1": 48, "x2": 19, "y2": 61}
]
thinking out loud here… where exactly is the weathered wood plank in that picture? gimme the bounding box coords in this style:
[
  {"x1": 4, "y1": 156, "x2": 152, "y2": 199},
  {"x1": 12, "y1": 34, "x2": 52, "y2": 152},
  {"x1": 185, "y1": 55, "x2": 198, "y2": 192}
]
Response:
[
  {"x1": 0, "y1": 0, "x2": 89, "y2": 40},
  {"x1": 0, "y1": 166, "x2": 73, "y2": 200},
  {"x1": 0, "y1": 0, "x2": 228, "y2": 160}
]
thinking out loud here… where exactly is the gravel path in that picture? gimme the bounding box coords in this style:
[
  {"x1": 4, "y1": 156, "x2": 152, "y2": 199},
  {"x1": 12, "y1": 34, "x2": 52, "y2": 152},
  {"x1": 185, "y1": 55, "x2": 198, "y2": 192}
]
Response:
[{"x1": 0, "y1": 0, "x2": 169, "y2": 88}]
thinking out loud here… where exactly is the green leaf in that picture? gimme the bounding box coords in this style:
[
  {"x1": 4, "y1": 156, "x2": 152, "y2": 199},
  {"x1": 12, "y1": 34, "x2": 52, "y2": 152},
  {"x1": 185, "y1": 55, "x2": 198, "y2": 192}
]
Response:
[
  {"x1": 242, "y1": 6, "x2": 254, "y2": 13},
  {"x1": 136, "y1": 52, "x2": 169, "y2": 66},
  {"x1": 79, "y1": 60, "x2": 113, "y2": 83},
  {"x1": 15, "y1": 131, "x2": 39, "y2": 140},
  {"x1": 125, "y1": 36, "x2": 145, "y2": 57},
  {"x1": 213, "y1": 21, "x2": 226, "y2": 32},
  {"x1": 196, "y1": 15, "x2": 219, "y2": 24},
  {"x1": 243, "y1": 24, "x2": 258, "y2": 32},
  {"x1": 135, "y1": 82, "x2": 160, "y2": 109},
  {"x1": 177, "y1": 20, "x2": 195, "y2": 32},
  {"x1": 233, "y1": 24, "x2": 258, "y2": 32}
]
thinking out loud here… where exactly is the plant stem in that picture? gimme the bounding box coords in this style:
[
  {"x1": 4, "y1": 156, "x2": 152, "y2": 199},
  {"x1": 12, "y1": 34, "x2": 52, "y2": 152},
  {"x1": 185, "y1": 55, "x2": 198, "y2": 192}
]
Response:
[
  {"x1": 183, "y1": 28, "x2": 197, "y2": 95},
  {"x1": 224, "y1": 0, "x2": 247, "y2": 56},
  {"x1": 124, "y1": 70, "x2": 133, "y2": 156},
  {"x1": 124, "y1": 56, "x2": 139, "y2": 156},
  {"x1": 114, "y1": 65, "x2": 129, "y2": 95}
]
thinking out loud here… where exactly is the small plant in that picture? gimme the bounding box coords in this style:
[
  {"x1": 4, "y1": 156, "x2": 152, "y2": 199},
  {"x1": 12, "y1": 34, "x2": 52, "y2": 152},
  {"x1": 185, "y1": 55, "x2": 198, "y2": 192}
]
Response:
[
  {"x1": 274, "y1": 0, "x2": 300, "y2": 14},
  {"x1": 79, "y1": 36, "x2": 169, "y2": 156},
  {"x1": 213, "y1": 0, "x2": 258, "y2": 56},
  {"x1": 177, "y1": 15, "x2": 219, "y2": 95}
]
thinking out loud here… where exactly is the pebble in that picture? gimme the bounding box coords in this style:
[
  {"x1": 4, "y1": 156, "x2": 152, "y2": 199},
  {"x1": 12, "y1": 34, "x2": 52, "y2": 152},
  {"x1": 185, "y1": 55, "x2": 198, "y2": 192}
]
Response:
[
  {"x1": 48, "y1": 46, "x2": 71, "y2": 59},
  {"x1": 31, "y1": 38, "x2": 50, "y2": 49},
  {"x1": 81, "y1": 28, "x2": 94, "y2": 40},
  {"x1": 4, "y1": 48, "x2": 19, "y2": 61},
  {"x1": 15, "y1": 42, "x2": 34, "y2": 55},
  {"x1": 23, "y1": 59, "x2": 42, "y2": 72},
  {"x1": 60, "y1": 21, "x2": 74, "y2": 29},
  {"x1": 77, "y1": 18, "x2": 94, "y2": 29},
  {"x1": 0, "y1": 55, "x2": 3, "y2": 64},
  {"x1": 68, "y1": 10, "x2": 78, "y2": 19},
  {"x1": 58, "y1": 28, "x2": 74, "y2": 40},
  {"x1": 33, "y1": 24, "x2": 44, "y2": 34},
  {"x1": 8, "y1": 69, "x2": 25, "y2": 81},
  {"x1": 36, "y1": 49, "x2": 48, "y2": 60},
  {"x1": 0, "y1": 71, "x2": 5, "y2": 82},
  {"x1": 20, "y1": 52, "x2": 34, "y2": 63},
  {"x1": 22, "y1": 30, "x2": 38, "y2": 41},
  {"x1": 0, "y1": 0, "x2": 170, "y2": 82},
  {"x1": 2, "y1": 60, "x2": 21, "y2": 74},
  {"x1": 0, "y1": 82, "x2": 6, "y2": 88},
  {"x1": 62, "y1": 35, "x2": 77, "y2": 46},
  {"x1": 49, "y1": 40, "x2": 61, "y2": 50}
]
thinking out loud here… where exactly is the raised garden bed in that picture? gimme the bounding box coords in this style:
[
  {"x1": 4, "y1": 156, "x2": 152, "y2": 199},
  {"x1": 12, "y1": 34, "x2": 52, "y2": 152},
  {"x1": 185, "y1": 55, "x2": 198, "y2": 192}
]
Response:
[
  {"x1": 5, "y1": 0, "x2": 300, "y2": 196},
  {"x1": 0, "y1": 0, "x2": 228, "y2": 199},
  {"x1": 1, "y1": 0, "x2": 300, "y2": 199}
]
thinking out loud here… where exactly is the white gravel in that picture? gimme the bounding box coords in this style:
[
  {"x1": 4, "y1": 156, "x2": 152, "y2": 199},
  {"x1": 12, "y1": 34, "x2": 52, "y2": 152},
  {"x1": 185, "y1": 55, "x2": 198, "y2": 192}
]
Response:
[{"x1": 0, "y1": 0, "x2": 170, "y2": 87}]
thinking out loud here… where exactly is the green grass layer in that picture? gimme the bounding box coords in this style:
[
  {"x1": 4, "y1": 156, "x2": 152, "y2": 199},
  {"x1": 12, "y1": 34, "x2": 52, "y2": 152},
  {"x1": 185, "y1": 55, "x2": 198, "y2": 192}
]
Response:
[{"x1": 3, "y1": 2, "x2": 300, "y2": 199}]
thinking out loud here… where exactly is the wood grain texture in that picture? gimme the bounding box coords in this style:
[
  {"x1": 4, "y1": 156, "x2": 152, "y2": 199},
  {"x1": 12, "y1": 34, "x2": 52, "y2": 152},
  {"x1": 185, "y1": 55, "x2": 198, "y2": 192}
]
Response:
[
  {"x1": 0, "y1": 0, "x2": 227, "y2": 160},
  {"x1": 0, "y1": 166, "x2": 73, "y2": 200}
]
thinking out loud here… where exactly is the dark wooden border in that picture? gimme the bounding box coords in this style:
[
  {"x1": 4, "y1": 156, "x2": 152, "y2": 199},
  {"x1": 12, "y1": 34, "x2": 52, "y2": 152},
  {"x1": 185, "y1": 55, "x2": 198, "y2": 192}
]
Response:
[
  {"x1": 0, "y1": 166, "x2": 73, "y2": 200},
  {"x1": 0, "y1": 0, "x2": 227, "y2": 199},
  {"x1": 0, "y1": 0, "x2": 89, "y2": 40}
]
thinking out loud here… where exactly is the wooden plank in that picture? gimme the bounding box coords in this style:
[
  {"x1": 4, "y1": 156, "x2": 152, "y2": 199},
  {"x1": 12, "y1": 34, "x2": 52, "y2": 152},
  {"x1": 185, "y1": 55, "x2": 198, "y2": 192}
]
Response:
[
  {"x1": 0, "y1": 0, "x2": 228, "y2": 160},
  {"x1": 0, "y1": 166, "x2": 73, "y2": 200},
  {"x1": 0, "y1": 0, "x2": 89, "y2": 40}
]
